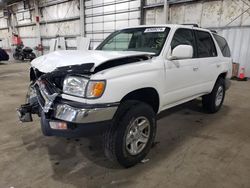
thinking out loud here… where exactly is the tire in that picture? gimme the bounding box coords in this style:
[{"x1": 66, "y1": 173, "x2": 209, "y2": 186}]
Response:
[
  {"x1": 202, "y1": 77, "x2": 225, "y2": 113},
  {"x1": 13, "y1": 52, "x2": 19, "y2": 60},
  {"x1": 103, "y1": 100, "x2": 157, "y2": 168},
  {"x1": 29, "y1": 52, "x2": 36, "y2": 61}
]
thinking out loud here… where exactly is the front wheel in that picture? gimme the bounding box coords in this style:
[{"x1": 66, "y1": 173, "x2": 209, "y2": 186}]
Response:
[
  {"x1": 103, "y1": 101, "x2": 157, "y2": 168},
  {"x1": 202, "y1": 77, "x2": 225, "y2": 113},
  {"x1": 13, "y1": 52, "x2": 20, "y2": 60}
]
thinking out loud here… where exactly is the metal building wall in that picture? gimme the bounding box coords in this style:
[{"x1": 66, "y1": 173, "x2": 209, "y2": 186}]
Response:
[
  {"x1": 84, "y1": 0, "x2": 141, "y2": 48},
  {"x1": 144, "y1": 0, "x2": 164, "y2": 24},
  {"x1": 39, "y1": 0, "x2": 80, "y2": 52},
  {"x1": 218, "y1": 27, "x2": 250, "y2": 77},
  {"x1": 0, "y1": 0, "x2": 142, "y2": 53},
  {"x1": 0, "y1": 9, "x2": 9, "y2": 49},
  {"x1": 0, "y1": 0, "x2": 81, "y2": 54},
  {"x1": 10, "y1": 1, "x2": 37, "y2": 48}
]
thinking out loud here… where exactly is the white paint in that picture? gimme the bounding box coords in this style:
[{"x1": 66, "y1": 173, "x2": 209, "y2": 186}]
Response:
[
  {"x1": 49, "y1": 39, "x2": 57, "y2": 52},
  {"x1": 171, "y1": 45, "x2": 193, "y2": 60},
  {"x1": 31, "y1": 50, "x2": 152, "y2": 73},
  {"x1": 83, "y1": 25, "x2": 232, "y2": 109},
  {"x1": 76, "y1": 37, "x2": 90, "y2": 50}
]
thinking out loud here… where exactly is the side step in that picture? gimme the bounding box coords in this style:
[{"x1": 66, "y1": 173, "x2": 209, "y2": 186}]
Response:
[{"x1": 17, "y1": 103, "x2": 33, "y2": 122}]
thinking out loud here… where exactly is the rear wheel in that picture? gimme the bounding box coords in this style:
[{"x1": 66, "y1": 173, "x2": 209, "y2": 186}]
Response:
[
  {"x1": 202, "y1": 77, "x2": 225, "y2": 113},
  {"x1": 29, "y1": 52, "x2": 36, "y2": 61},
  {"x1": 103, "y1": 101, "x2": 156, "y2": 168}
]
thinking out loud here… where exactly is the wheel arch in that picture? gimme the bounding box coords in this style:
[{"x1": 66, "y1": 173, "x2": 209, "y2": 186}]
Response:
[
  {"x1": 120, "y1": 87, "x2": 160, "y2": 113},
  {"x1": 218, "y1": 72, "x2": 227, "y2": 80},
  {"x1": 214, "y1": 72, "x2": 227, "y2": 87}
]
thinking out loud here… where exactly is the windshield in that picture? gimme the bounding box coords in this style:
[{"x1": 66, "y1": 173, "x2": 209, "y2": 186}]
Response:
[{"x1": 97, "y1": 27, "x2": 170, "y2": 55}]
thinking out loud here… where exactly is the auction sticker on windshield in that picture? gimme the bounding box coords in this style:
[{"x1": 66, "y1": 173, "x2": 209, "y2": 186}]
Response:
[{"x1": 144, "y1": 28, "x2": 166, "y2": 33}]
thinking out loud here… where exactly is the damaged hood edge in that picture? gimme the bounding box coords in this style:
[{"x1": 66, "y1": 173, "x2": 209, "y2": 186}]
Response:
[{"x1": 31, "y1": 50, "x2": 154, "y2": 73}]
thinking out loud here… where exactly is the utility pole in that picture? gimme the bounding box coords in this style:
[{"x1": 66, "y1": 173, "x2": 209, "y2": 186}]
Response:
[
  {"x1": 79, "y1": 0, "x2": 85, "y2": 37},
  {"x1": 163, "y1": 0, "x2": 169, "y2": 24},
  {"x1": 34, "y1": 0, "x2": 42, "y2": 55}
]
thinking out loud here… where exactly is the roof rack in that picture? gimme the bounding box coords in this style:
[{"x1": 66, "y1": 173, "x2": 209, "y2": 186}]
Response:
[
  {"x1": 182, "y1": 24, "x2": 199, "y2": 27},
  {"x1": 210, "y1": 30, "x2": 217, "y2": 34}
]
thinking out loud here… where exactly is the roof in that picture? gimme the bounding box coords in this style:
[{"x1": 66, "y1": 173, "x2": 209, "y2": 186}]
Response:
[{"x1": 120, "y1": 24, "x2": 212, "y2": 33}]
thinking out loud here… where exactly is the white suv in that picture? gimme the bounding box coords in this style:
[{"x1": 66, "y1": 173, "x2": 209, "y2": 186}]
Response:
[{"x1": 18, "y1": 24, "x2": 232, "y2": 167}]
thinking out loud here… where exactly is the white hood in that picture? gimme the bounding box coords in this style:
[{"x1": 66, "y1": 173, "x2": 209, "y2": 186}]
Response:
[{"x1": 31, "y1": 50, "x2": 152, "y2": 73}]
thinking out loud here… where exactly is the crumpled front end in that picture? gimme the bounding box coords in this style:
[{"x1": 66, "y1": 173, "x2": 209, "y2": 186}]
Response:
[{"x1": 17, "y1": 64, "x2": 118, "y2": 137}]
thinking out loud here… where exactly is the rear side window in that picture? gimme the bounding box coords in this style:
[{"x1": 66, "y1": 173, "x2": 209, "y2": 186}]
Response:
[
  {"x1": 213, "y1": 34, "x2": 231, "y2": 57},
  {"x1": 196, "y1": 30, "x2": 217, "y2": 58}
]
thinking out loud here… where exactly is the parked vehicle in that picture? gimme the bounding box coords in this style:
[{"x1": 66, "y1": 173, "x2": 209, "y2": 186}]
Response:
[
  {"x1": 13, "y1": 43, "x2": 36, "y2": 61},
  {"x1": 17, "y1": 24, "x2": 232, "y2": 167},
  {"x1": 0, "y1": 47, "x2": 9, "y2": 61}
]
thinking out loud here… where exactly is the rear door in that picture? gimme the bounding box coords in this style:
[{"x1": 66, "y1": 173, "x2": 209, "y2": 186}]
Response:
[{"x1": 194, "y1": 30, "x2": 219, "y2": 92}]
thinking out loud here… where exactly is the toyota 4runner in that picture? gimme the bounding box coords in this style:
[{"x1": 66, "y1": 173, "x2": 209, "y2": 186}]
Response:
[{"x1": 17, "y1": 24, "x2": 232, "y2": 167}]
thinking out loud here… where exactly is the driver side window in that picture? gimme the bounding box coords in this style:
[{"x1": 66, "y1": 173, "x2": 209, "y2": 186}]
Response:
[{"x1": 171, "y1": 28, "x2": 196, "y2": 58}]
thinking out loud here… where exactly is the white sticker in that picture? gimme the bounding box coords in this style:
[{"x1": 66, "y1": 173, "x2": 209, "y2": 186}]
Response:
[{"x1": 144, "y1": 28, "x2": 166, "y2": 33}]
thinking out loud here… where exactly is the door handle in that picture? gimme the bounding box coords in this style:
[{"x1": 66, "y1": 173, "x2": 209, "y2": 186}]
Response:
[
  {"x1": 193, "y1": 67, "x2": 199, "y2": 71},
  {"x1": 217, "y1": 64, "x2": 221, "y2": 68}
]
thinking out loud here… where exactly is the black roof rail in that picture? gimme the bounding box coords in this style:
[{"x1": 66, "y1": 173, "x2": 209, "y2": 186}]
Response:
[
  {"x1": 210, "y1": 30, "x2": 217, "y2": 34},
  {"x1": 182, "y1": 24, "x2": 199, "y2": 27}
]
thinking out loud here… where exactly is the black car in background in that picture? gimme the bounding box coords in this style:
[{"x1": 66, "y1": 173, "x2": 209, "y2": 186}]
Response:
[{"x1": 0, "y1": 47, "x2": 9, "y2": 61}]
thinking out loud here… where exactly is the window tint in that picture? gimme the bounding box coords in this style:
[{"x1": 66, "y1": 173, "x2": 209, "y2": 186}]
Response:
[
  {"x1": 102, "y1": 33, "x2": 133, "y2": 51},
  {"x1": 196, "y1": 31, "x2": 217, "y2": 58},
  {"x1": 171, "y1": 28, "x2": 196, "y2": 58},
  {"x1": 99, "y1": 28, "x2": 170, "y2": 55},
  {"x1": 213, "y1": 34, "x2": 231, "y2": 57}
]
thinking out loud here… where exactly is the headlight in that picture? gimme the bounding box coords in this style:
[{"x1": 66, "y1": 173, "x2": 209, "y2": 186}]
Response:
[
  {"x1": 63, "y1": 76, "x2": 88, "y2": 97},
  {"x1": 63, "y1": 76, "x2": 106, "y2": 98}
]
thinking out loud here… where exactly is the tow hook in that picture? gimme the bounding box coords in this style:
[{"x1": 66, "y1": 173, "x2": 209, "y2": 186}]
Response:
[{"x1": 17, "y1": 103, "x2": 33, "y2": 122}]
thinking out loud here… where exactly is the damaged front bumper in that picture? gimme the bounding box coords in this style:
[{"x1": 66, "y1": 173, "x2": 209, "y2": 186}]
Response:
[
  {"x1": 17, "y1": 78, "x2": 118, "y2": 136},
  {"x1": 54, "y1": 103, "x2": 118, "y2": 124}
]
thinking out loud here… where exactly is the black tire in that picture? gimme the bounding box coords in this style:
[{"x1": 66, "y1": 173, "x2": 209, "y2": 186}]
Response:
[
  {"x1": 13, "y1": 52, "x2": 19, "y2": 60},
  {"x1": 29, "y1": 52, "x2": 36, "y2": 61},
  {"x1": 202, "y1": 77, "x2": 225, "y2": 113},
  {"x1": 103, "y1": 100, "x2": 157, "y2": 168}
]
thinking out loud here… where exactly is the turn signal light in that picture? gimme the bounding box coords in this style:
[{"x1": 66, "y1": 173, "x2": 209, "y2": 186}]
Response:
[
  {"x1": 92, "y1": 82, "x2": 105, "y2": 97},
  {"x1": 49, "y1": 121, "x2": 67, "y2": 130},
  {"x1": 86, "y1": 81, "x2": 106, "y2": 98}
]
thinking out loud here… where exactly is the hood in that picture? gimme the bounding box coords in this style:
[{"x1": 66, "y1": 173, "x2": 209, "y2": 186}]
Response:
[{"x1": 31, "y1": 50, "x2": 153, "y2": 73}]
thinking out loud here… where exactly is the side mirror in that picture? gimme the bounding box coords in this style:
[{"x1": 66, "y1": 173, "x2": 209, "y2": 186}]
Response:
[{"x1": 169, "y1": 45, "x2": 193, "y2": 60}]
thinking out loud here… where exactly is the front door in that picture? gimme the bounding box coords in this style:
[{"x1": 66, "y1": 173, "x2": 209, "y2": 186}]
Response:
[{"x1": 162, "y1": 28, "x2": 201, "y2": 106}]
